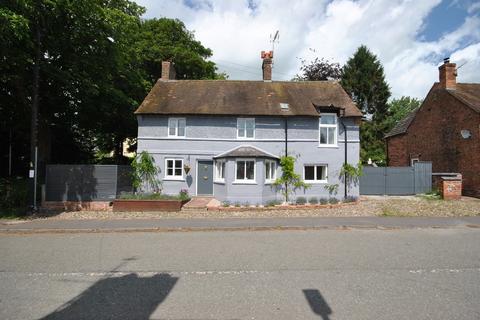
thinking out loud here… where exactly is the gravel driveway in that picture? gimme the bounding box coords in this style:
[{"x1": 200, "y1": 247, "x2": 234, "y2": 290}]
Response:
[{"x1": 26, "y1": 196, "x2": 480, "y2": 220}]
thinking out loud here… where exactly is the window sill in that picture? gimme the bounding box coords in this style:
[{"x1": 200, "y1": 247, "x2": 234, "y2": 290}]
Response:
[
  {"x1": 317, "y1": 144, "x2": 338, "y2": 148},
  {"x1": 232, "y1": 180, "x2": 257, "y2": 185},
  {"x1": 163, "y1": 177, "x2": 185, "y2": 181},
  {"x1": 166, "y1": 136, "x2": 186, "y2": 139},
  {"x1": 305, "y1": 180, "x2": 328, "y2": 184},
  {"x1": 214, "y1": 180, "x2": 225, "y2": 184},
  {"x1": 264, "y1": 180, "x2": 276, "y2": 185}
]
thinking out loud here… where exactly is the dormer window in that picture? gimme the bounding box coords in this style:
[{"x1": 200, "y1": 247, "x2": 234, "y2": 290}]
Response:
[
  {"x1": 237, "y1": 118, "x2": 255, "y2": 139},
  {"x1": 319, "y1": 114, "x2": 337, "y2": 146}
]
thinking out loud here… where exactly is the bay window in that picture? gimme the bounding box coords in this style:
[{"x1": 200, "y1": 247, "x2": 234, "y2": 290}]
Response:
[
  {"x1": 235, "y1": 159, "x2": 255, "y2": 182},
  {"x1": 265, "y1": 160, "x2": 276, "y2": 183},
  {"x1": 215, "y1": 160, "x2": 226, "y2": 182}
]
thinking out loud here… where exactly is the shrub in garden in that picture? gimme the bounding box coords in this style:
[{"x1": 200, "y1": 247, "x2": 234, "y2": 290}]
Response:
[
  {"x1": 179, "y1": 189, "x2": 190, "y2": 201},
  {"x1": 234, "y1": 202, "x2": 241, "y2": 207},
  {"x1": 328, "y1": 197, "x2": 339, "y2": 204},
  {"x1": 222, "y1": 201, "x2": 231, "y2": 207},
  {"x1": 308, "y1": 197, "x2": 318, "y2": 204},
  {"x1": 343, "y1": 196, "x2": 358, "y2": 203},
  {"x1": 265, "y1": 200, "x2": 281, "y2": 207},
  {"x1": 296, "y1": 197, "x2": 307, "y2": 205},
  {"x1": 319, "y1": 198, "x2": 328, "y2": 205}
]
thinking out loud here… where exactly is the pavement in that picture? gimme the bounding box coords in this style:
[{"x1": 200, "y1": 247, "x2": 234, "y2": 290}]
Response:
[
  {"x1": 1, "y1": 216, "x2": 480, "y2": 233},
  {"x1": 1, "y1": 228, "x2": 479, "y2": 319}
]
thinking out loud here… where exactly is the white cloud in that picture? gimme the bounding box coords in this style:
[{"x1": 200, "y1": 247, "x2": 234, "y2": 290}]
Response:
[{"x1": 135, "y1": 0, "x2": 480, "y2": 99}]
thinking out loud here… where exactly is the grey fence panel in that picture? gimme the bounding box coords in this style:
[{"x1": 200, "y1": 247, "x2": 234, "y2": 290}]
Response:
[
  {"x1": 414, "y1": 162, "x2": 432, "y2": 194},
  {"x1": 359, "y1": 167, "x2": 386, "y2": 195},
  {"x1": 386, "y1": 167, "x2": 414, "y2": 195},
  {"x1": 359, "y1": 162, "x2": 432, "y2": 195},
  {"x1": 45, "y1": 165, "x2": 132, "y2": 201}
]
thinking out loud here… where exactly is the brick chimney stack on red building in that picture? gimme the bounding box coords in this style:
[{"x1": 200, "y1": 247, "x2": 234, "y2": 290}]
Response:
[
  {"x1": 261, "y1": 51, "x2": 273, "y2": 81},
  {"x1": 161, "y1": 60, "x2": 176, "y2": 81},
  {"x1": 438, "y1": 57, "x2": 456, "y2": 90}
]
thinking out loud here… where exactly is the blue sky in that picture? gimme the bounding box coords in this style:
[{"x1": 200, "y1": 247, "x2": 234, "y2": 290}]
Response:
[{"x1": 135, "y1": 0, "x2": 480, "y2": 98}]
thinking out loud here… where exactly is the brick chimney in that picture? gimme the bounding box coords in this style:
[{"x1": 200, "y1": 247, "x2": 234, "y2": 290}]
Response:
[
  {"x1": 261, "y1": 51, "x2": 273, "y2": 81},
  {"x1": 438, "y1": 57, "x2": 456, "y2": 90},
  {"x1": 161, "y1": 60, "x2": 176, "y2": 81}
]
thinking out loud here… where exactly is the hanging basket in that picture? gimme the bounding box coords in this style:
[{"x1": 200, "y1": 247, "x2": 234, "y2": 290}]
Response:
[{"x1": 184, "y1": 163, "x2": 191, "y2": 175}]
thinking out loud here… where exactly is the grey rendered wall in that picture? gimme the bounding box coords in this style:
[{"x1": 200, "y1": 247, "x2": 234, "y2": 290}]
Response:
[{"x1": 137, "y1": 115, "x2": 360, "y2": 202}]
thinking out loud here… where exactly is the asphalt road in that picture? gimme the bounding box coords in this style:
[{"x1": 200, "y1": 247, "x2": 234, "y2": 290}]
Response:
[{"x1": 1, "y1": 228, "x2": 479, "y2": 319}]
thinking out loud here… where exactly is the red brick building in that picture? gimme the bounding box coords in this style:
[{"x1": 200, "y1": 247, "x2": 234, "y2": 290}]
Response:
[{"x1": 385, "y1": 59, "x2": 480, "y2": 197}]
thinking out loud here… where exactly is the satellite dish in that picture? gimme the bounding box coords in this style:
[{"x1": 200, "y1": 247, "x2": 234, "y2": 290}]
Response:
[{"x1": 461, "y1": 129, "x2": 471, "y2": 139}]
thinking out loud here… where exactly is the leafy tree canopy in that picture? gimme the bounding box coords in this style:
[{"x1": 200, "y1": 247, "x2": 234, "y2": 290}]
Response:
[
  {"x1": 0, "y1": 0, "x2": 225, "y2": 177},
  {"x1": 294, "y1": 57, "x2": 341, "y2": 81}
]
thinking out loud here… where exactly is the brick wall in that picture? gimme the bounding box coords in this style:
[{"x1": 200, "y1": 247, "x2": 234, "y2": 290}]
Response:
[
  {"x1": 387, "y1": 87, "x2": 480, "y2": 197},
  {"x1": 386, "y1": 134, "x2": 409, "y2": 166}
]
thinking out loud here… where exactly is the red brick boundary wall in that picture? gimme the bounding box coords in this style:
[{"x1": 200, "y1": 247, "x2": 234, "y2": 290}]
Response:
[{"x1": 42, "y1": 201, "x2": 112, "y2": 211}]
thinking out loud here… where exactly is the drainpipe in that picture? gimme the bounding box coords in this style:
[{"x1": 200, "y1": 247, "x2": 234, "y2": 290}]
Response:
[
  {"x1": 340, "y1": 115, "x2": 347, "y2": 199},
  {"x1": 284, "y1": 117, "x2": 288, "y2": 156}
]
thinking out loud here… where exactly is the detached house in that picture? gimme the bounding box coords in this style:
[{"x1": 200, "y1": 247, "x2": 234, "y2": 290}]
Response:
[
  {"x1": 386, "y1": 59, "x2": 480, "y2": 197},
  {"x1": 135, "y1": 52, "x2": 362, "y2": 204}
]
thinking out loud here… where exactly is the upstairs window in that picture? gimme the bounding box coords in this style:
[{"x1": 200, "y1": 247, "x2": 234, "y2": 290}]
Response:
[
  {"x1": 304, "y1": 165, "x2": 328, "y2": 183},
  {"x1": 319, "y1": 114, "x2": 337, "y2": 146},
  {"x1": 265, "y1": 160, "x2": 277, "y2": 183},
  {"x1": 237, "y1": 118, "x2": 255, "y2": 139},
  {"x1": 165, "y1": 159, "x2": 183, "y2": 179},
  {"x1": 215, "y1": 160, "x2": 226, "y2": 182},
  {"x1": 168, "y1": 118, "x2": 186, "y2": 137}
]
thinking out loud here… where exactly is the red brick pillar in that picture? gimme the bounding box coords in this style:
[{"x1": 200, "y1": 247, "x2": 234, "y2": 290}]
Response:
[{"x1": 440, "y1": 175, "x2": 462, "y2": 200}]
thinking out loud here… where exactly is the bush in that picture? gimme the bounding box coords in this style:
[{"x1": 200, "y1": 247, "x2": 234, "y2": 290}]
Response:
[
  {"x1": 119, "y1": 193, "x2": 182, "y2": 200},
  {"x1": 0, "y1": 178, "x2": 28, "y2": 217},
  {"x1": 296, "y1": 197, "x2": 307, "y2": 205},
  {"x1": 343, "y1": 196, "x2": 358, "y2": 203},
  {"x1": 319, "y1": 198, "x2": 328, "y2": 205},
  {"x1": 328, "y1": 197, "x2": 339, "y2": 204},
  {"x1": 266, "y1": 199, "x2": 282, "y2": 207},
  {"x1": 234, "y1": 202, "x2": 241, "y2": 207},
  {"x1": 179, "y1": 189, "x2": 190, "y2": 201},
  {"x1": 308, "y1": 197, "x2": 318, "y2": 204},
  {"x1": 222, "y1": 201, "x2": 231, "y2": 207}
]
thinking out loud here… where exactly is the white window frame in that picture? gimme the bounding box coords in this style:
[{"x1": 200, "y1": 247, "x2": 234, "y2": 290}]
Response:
[
  {"x1": 165, "y1": 158, "x2": 184, "y2": 180},
  {"x1": 168, "y1": 117, "x2": 186, "y2": 138},
  {"x1": 234, "y1": 158, "x2": 256, "y2": 184},
  {"x1": 214, "y1": 159, "x2": 226, "y2": 183},
  {"x1": 237, "y1": 118, "x2": 255, "y2": 139},
  {"x1": 303, "y1": 164, "x2": 328, "y2": 183},
  {"x1": 265, "y1": 159, "x2": 277, "y2": 184},
  {"x1": 319, "y1": 113, "x2": 338, "y2": 147},
  {"x1": 410, "y1": 158, "x2": 419, "y2": 166}
]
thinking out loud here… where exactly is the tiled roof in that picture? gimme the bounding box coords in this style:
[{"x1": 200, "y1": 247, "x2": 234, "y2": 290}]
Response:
[
  {"x1": 135, "y1": 80, "x2": 362, "y2": 117},
  {"x1": 385, "y1": 82, "x2": 480, "y2": 138},
  {"x1": 384, "y1": 108, "x2": 419, "y2": 138},
  {"x1": 213, "y1": 145, "x2": 279, "y2": 159}
]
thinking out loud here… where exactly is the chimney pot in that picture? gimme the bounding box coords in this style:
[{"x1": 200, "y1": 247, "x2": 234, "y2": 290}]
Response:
[
  {"x1": 438, "y1": 58, "x2": 456, "y2": 90},
  {"x1": 261, "y1": 50, "x2": 273, "y2": 81},
  {"x1": 161, "y1": 61, "x2": 176, "y2": 81}
]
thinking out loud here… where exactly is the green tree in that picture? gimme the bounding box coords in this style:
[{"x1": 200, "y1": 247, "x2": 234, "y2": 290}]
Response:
[
  {"x1": 341, "y1": 45, "x2": 391, "y2": 164},
  {"x1": 384, "y1": 96, "x2": 422, "y2": 132},
  {"x1": 273, "y1": 155, "x2": 310, "y2": 203},
  {"x1": 131, "y1": 151, "x2": 161, "y2": 193},
  {"x1": 0, "y1": 1, "x2": 225, "y2": 178},
  {"x1": 294, "y1": 57, "x2": 342, "y2": 81}
]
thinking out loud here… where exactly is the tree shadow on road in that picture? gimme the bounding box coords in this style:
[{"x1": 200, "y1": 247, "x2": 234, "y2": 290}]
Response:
[
  {"x1": 40, "y1": 272, "x2": 178, "y2": 320},
  {"x1": 303, "y1": 289, "x2": 332, "y2": 320}
]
